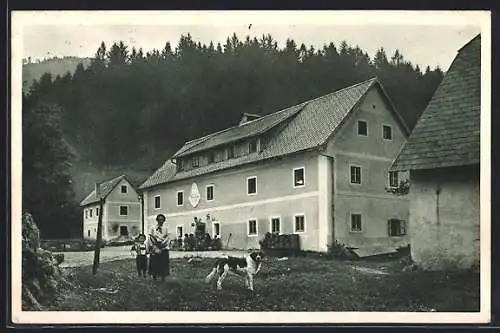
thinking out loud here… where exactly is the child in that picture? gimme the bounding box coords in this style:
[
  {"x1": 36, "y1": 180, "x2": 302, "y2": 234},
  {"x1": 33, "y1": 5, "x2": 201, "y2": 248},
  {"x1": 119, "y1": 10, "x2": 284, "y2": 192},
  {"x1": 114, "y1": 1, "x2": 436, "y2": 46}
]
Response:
[{"x1": 131, "y1": 234, "x2": 148, "y2": 277}]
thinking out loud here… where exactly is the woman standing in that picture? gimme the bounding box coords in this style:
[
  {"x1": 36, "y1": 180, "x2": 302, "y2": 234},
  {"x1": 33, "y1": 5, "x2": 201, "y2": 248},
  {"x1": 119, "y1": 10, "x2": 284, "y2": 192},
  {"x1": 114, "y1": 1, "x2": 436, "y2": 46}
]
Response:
[{"x1": 148, "y1": 214, "x2": 170, "y2": 281}]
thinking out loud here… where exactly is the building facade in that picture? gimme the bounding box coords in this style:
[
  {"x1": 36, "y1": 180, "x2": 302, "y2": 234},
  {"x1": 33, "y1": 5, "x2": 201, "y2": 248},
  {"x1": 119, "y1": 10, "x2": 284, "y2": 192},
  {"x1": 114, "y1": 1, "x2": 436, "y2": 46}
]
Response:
[
  {"x1": 140, "y1": 78, "x2": 411, "y2": 255},
  {"x1": 80, "y1": 175, "x2": 141, "y2": 241},
  {"x1": 391, "y1": 35, "x2": 481, "y2": 270}
]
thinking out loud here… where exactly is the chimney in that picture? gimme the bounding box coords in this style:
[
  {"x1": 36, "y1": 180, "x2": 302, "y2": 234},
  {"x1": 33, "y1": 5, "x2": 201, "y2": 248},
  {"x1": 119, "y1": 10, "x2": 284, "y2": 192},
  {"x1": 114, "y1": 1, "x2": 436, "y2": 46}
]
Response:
[
  {"x1": 239, "y1": 113, "x2": 261, "y2": 126},
  {"x1": 95, "y1": 182, "x2": 100, "y2": 199}
]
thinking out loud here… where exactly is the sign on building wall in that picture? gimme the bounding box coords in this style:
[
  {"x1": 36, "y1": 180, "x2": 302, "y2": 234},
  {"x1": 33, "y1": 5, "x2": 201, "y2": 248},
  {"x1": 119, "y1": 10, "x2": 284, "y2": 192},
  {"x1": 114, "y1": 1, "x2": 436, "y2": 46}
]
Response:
[{"x1": 189, "y1": 183, "x2": 201, "y2": 207}]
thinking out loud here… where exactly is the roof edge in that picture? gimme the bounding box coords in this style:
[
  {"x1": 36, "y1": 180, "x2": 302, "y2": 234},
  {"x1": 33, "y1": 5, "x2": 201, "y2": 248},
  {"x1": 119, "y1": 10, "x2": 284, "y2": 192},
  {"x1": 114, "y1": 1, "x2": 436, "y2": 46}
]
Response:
[
  {"x1": 79, "y1": 174, "x2": 138, "y2": 206},
  {"x1": 140, "y1": 147, "x2": 320, "y2": 191}
]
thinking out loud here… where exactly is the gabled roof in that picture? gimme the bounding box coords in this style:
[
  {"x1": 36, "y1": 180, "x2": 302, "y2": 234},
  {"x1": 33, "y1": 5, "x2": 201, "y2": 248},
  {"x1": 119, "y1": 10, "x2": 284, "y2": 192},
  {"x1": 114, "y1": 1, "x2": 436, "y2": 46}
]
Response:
[
  {"x1": 80, "y1": 174, "x2": 136, "y2": 207},
  {"x1": 391, "y1": 34, "x2": 481, "y2": 171},
  {"x1": 140, "y1": 77, "x2": 408, "y2": 190}
]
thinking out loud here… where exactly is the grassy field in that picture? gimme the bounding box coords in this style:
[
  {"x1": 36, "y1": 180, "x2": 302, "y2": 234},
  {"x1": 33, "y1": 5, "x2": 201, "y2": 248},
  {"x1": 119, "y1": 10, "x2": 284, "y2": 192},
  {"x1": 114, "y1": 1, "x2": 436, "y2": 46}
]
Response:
[{"x1": 48, "y1": 256, "x2": 480, "y2": 312}]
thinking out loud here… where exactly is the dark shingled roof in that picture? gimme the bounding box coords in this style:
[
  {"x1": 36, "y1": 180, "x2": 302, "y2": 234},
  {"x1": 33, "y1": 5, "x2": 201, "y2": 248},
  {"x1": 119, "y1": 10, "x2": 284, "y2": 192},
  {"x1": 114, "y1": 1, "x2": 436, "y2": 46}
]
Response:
[
  {"x1": 173, "y1": 105, "x2": 303, "y2": 158},
  {"x1": 80, "y1": 174, "x2": 136, "y2": 206},
  {"x1": 140, "y1": 77, "x2": 408, "y2": 189},
  {"x1": 391, "y1": 34, "x2": 481, "y2": 171}
]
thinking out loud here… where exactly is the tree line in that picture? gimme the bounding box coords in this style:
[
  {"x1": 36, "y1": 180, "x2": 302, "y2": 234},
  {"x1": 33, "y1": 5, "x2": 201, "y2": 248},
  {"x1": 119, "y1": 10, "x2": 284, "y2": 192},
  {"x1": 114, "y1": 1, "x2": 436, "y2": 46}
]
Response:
[{"x1": 22, "y1": 33, "x2": 444, "y2": 238}]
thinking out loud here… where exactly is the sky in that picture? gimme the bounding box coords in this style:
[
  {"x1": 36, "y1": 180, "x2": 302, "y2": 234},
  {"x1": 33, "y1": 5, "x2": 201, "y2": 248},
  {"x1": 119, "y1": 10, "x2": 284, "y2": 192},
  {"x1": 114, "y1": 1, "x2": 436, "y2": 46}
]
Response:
[{"x1": 18, "y1": 11, "x2": 485, "y2": 71}]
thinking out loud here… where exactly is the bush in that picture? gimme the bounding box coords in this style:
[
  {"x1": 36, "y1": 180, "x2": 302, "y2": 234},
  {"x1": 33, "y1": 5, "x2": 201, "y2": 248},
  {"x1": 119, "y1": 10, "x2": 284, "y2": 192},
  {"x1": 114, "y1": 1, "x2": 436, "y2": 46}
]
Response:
[
  {"x1": 259, "y1": 232, "x2": 300, "y2": 257},
  {"x1": 53, "y1": 253, "x2": 65, "y2": 265},
  {"x1": 326, "y1": 240, "x2": 358, "y2": 260},
  {"x1": 386, "y1": 179, "x2": 410, "y2": 196}
]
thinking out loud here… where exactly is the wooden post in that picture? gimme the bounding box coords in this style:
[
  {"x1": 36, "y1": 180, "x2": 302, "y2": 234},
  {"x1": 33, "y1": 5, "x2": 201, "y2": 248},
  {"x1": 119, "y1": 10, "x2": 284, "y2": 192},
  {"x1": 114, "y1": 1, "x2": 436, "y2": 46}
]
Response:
[
  {"x1": 139, "y1": 194, "x2": 145, "y2": 234},
  {"x1": 92, "y1": 183, "x2": 105, "y2": 275}
]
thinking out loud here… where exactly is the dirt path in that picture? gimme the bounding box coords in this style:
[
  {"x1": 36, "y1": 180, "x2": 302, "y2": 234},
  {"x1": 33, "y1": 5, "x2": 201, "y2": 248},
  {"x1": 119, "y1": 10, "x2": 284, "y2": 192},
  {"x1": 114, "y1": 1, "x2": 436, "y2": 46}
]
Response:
[{"x1": 57, "y1": 246, "x2": 248, "y2": 268}]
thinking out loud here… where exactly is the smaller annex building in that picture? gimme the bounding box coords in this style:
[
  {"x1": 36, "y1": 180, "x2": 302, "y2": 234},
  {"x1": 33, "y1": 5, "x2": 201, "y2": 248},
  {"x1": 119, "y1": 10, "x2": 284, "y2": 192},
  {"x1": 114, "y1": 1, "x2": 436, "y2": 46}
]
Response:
[
  {"x1": 80, "y1": 174, "x2": 141, "y2": 241},
  {"x1": 391, "y1": 35, "x2": 481, "y2": 270}
]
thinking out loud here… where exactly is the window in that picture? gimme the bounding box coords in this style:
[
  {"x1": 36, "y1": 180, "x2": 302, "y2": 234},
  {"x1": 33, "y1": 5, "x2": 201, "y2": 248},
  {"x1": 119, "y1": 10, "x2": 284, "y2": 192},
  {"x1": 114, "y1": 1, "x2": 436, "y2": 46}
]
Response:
[
  {"x1": 248, "y1": 219, "x2": 258, "y2": 236},
  {"x1": 389, "y1": 171, "x2": 399, "y2": 188},
  {"x1": 388, "y1": 219, "x2": 406, "y2": 236},
  {"x1": 119, "y1": 205, "x2": 128, "y2": 216},
  {"x1": 350, "y1": 165, "x2": 361, "y2": 184},
  {"x1": 121, "y1": 185, "x2": 127, "y2": 194},
  {"x1": 177, "y1": 191, "x2": 184, "y2": 206},
  {"x1": 294, "y1": 214, "x2": 305, "y2": 233},
  {"x1": 176, "y1": 225, "x2": 183, "y2": 239},
  {"x1": 270, "y1": 217, "x2": 281, "y2": 234},
  {"x1": 383, "y1": 125, "x2": 393, "y2": 140},
  {"x1": 357, "y1": 120, "x2": 368, "y2": 136},
  {"x1": 96, "y1": 208, "x2": 99, "y2": 217},
  {"x1": 192, "y1": 156, "x2": 200, "y2": 168},
  {"x1": 87, "y1": 230, "x2": 90, "y2": 237},
  {"x1": 207, "y1": 151, "x2": 214, "y2": 164},
  {"x1": 119, "y1": 226, "x2": 129, "y2": 236},
  {"x1": 293, "y1": 167, "x2": 305, "y2": 187},
  {"x1": 212, "y1": 222, "x2": 221, "y2": 238},
  {"x1": 89, "y1": 209, "x2": 93, "y2": 218},
  {"x1": 249, "y1": 139, "x2": 258, "y2": 153},
  {"x1": 206, "y1": 185, "x2": 214, "y2": 201},
  {"x1": 247, "y1": 176, "x2": 257, "y2": 195},
  {"x1": 228, "y1": 145, "x2": 235, "y2": 159},
  {"x1": 154, "y1": 195, "x2": 161, "y2": 209},
  {"x1": 176, "y1": 159, "x2": 184, "y2": 172},
  {"x1": 214, "y1": 149, "x2": 225, "y2": 162},
  {"x1": 85, "y1": 210, "x2": 88, "y2": 219},
  {"x1": 350, "y1": 214, "x2": 362, "y2": 232}
]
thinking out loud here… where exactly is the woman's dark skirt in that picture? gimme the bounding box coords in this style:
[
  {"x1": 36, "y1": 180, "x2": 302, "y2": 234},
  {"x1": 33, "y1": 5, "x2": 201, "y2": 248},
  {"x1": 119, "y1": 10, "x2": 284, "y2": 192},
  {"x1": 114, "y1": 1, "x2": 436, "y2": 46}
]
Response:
[{"x1": 149, "y1": 249, "x2": 170, "y2": 280}]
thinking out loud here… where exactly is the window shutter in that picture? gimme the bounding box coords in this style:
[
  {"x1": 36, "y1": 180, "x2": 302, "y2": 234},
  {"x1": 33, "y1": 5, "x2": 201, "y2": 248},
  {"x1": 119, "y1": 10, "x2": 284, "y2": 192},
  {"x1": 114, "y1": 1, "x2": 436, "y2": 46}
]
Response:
[
  {"x1": 401, "y1": 220, "x2": 406, "y2": 235},
  {"x1": 387, "y1": 220, "x2": 391, "y2": 236}
]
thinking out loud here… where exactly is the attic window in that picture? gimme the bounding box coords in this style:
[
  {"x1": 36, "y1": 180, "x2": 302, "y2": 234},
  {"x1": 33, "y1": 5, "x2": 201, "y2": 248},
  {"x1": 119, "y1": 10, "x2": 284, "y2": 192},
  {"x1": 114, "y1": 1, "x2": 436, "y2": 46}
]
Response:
[
  {"x1": 121, "y1": 185, "x2": 127, "y2": 194},
  {"x1": 192, "y1": 156, "x2": 200, "y2": 168},
  {"x1": 357, "y1": 121, "x2": 368, "y2": 136},
  {"x1": 214, "y1": 149, "x2": 225, "y2": 162},
  {"x1": 249, "y1": 139, "x2": 258, "y2": 153},
  {"x1": 383, "y1": 125, "x2": 393, "y2": 140},
  {"x1": 228, "y1": 145, "x2": 235, "y2": 159},
  {"x1": 207, "y1": 152, "x2": 215, "y2": 164},
  {"x1": 176, "y1": 159, "x2": 184, "y2": 172}
]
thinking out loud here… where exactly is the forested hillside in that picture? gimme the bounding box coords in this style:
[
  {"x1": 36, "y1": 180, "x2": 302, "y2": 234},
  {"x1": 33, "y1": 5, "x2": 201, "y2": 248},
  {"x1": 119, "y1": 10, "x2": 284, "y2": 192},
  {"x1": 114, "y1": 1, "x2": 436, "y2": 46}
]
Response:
[
  {"x1": 22, "y1": 56, "x2": 91, "y2": 94},
  {"x1": 22, "y1": 33, "x2": 443, "y2": 238}
]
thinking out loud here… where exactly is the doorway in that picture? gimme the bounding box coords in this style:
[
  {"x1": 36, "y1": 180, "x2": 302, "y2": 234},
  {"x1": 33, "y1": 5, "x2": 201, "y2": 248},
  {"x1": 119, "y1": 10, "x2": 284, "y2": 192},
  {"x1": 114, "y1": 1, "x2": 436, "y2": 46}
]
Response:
[
  {"x1": 212, "y1": 222, "x2": 221, "y2": 238},
  {"x1": 176, "y1": 225, "x2": 183, "y2": 239}
]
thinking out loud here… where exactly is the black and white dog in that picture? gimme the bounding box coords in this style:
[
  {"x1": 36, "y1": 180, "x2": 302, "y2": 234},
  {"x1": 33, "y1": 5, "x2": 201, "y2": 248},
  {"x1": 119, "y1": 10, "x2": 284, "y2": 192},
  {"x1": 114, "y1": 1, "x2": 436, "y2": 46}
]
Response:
[{"x1": 205, "y1": 251, "x2": 264, "y2": 291}]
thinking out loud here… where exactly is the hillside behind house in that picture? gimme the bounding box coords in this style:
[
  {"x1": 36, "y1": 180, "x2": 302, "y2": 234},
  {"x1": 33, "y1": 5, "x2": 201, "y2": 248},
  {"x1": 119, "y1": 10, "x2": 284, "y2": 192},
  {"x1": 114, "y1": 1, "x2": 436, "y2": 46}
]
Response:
[{"x1": 23, "y1": 56, "x2": 92, "y2": 93}]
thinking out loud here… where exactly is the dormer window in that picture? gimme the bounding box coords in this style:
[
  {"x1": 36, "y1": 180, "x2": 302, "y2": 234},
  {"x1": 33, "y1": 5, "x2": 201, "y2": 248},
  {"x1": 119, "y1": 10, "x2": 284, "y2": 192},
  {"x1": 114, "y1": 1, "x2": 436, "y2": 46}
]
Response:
[
  {"x1": 176, "y1": 159, "x2": 184, "y2": 172},
  {"x1": 214, "y1": 149, "x2": 225, "y2": 162},
  {"x1": 249, "y1": 139, "x2": 258, "y2": 153},
  {"x1": 207, "y1": 152, "x2": 214, "y2": 164},
  {"x1": 192, "y1": 156, "x2": 200, "y2": 168},
  {"x1": 228, "y1": 145, "x2": 235, "y2": 159}
]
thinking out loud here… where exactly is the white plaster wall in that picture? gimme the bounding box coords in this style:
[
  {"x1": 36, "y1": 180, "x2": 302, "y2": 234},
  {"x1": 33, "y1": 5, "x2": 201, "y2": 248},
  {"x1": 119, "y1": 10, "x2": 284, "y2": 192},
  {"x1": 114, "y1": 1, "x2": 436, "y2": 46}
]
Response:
[{"x1": 410, "y1": 165, "x2": 480, "y2": 270}]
